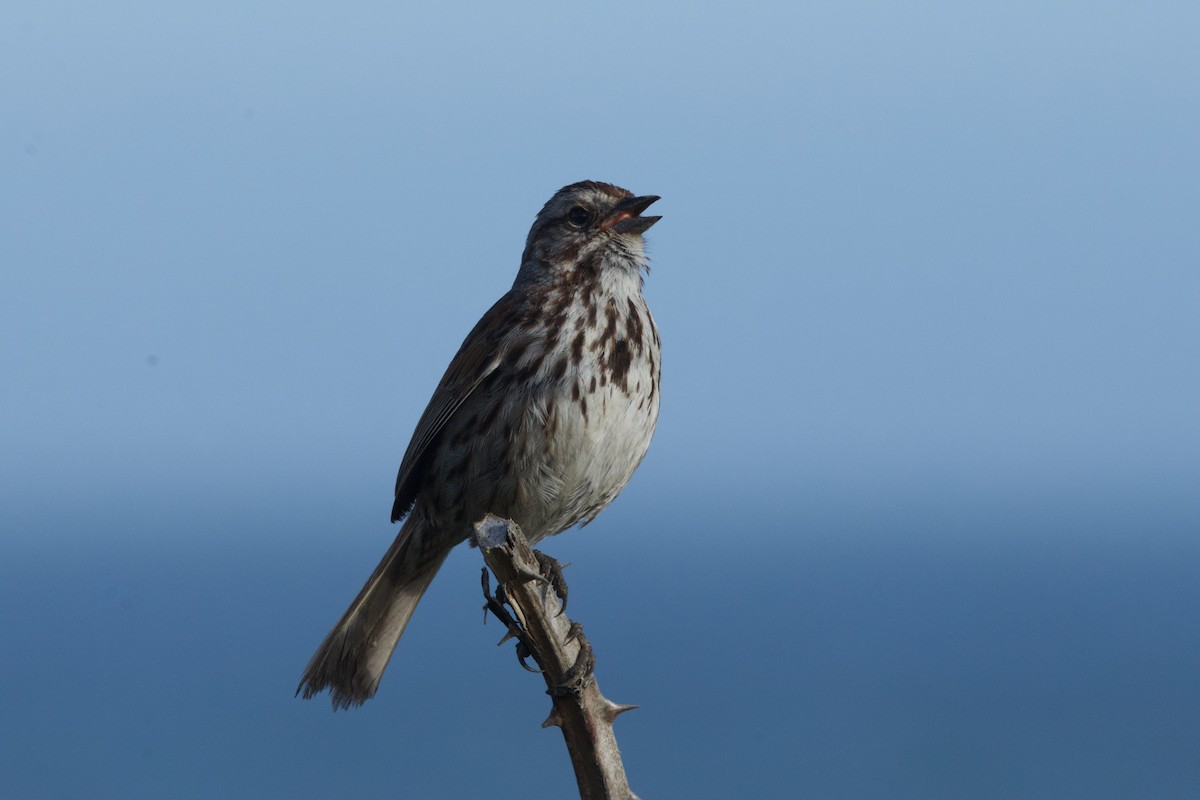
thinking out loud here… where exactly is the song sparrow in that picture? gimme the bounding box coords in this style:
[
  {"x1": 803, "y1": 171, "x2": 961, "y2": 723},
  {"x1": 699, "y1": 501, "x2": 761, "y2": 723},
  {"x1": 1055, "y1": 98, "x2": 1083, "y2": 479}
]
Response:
[{"x1": 299, "y1": 181, "x2": 662, "y2": 709}]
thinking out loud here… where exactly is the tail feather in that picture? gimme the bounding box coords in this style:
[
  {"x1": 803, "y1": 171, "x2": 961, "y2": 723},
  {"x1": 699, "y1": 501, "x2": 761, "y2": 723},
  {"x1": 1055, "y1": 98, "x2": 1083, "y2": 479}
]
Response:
[{"x1": 298, "y1": 522, "x2": 450, "y2": 710}]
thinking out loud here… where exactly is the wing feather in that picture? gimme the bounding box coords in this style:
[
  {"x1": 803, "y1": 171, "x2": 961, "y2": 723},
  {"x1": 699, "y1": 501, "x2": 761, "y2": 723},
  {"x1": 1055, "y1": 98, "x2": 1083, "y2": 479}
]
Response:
[{"x1": 389, "y1": 291, "x2": 523, "y2": 522}]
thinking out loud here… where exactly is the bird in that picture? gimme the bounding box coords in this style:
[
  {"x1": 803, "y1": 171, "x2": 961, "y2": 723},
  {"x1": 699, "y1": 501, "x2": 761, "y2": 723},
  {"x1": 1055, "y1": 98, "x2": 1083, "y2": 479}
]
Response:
[{"x1": 298, "y1": 181, "x2": 662, "y2": 709}]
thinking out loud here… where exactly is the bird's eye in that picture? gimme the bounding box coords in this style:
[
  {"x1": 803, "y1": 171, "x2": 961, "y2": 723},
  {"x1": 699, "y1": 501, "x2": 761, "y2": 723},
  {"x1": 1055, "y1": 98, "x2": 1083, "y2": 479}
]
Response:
[{"x1": 566, "y1": 206, "x2": 591, "y2": 227}]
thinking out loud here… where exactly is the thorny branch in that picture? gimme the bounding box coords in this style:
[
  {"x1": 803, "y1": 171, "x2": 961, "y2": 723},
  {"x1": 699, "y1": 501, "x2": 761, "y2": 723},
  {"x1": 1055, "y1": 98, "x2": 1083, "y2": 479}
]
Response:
[{"x1": 473, "y1": 514, "x2": 638, "y2": 800}]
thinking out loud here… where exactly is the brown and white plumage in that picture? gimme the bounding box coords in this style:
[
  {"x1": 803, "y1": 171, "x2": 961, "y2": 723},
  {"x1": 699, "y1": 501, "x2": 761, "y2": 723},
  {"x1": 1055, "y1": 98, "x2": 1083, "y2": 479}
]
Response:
[{"x1": 298, "y1": 181, "x2": 662, "y2": 709}]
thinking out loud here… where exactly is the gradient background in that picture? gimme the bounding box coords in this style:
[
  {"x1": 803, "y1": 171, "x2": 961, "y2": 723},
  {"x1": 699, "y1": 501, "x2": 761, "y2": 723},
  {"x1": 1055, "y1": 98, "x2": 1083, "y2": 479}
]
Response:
[{"x1": 3, "y1": 2, "x2": 1198, "y2": 797}]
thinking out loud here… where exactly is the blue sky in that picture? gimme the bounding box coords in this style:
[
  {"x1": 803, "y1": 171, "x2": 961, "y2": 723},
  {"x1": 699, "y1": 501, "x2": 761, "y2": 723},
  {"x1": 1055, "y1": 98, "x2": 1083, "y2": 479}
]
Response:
[
  {"x1": 2, "y1": 2, "x2": 1198, "y2": 797},
  {"x1": 5, "y1": 1, "x2": 1198, "y2": 534}
]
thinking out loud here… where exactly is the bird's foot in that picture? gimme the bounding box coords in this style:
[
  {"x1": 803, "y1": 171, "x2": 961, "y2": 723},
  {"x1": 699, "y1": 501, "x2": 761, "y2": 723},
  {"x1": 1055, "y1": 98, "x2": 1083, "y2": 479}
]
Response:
[
  {"x1": 481, "y1": 569, "x2": 542, "y2": 672},
  {"x1": 532, "y1": 549, "x2": 570, "y2": 615},
  {"x1": 548, "y1": 621, "x2": 595, "y2": 696}
]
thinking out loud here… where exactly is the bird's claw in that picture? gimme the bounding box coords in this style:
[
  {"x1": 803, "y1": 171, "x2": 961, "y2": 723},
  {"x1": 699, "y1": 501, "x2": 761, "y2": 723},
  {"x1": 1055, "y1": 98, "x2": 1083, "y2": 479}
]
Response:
[
  {"x1": 549, "y1": 622, "x2": 595, "y2": 696},
  {"x1": 516, "y1": 641, "x2": 542, "y2": 673},
  {"x1": 532, "y1": 549, "x2": 570, "y2": 616},
  {"x1": 482, "y1": 564, "x2": 590, "y2": 686},
  {"x1": 482, "y1": 569, "x2": 534, "y2": 654}
]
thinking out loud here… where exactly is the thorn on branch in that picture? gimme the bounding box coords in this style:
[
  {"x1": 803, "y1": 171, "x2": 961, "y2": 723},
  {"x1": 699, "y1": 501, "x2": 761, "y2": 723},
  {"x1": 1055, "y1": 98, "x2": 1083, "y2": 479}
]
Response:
[{"x1": 602, "y1": 700, "x2": 639, "y2": 723}]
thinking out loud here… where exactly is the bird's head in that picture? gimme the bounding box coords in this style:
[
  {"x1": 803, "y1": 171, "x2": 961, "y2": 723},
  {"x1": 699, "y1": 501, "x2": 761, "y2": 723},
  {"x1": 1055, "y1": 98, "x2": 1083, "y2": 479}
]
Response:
[{"x1": 517, "y1": 181, "x2": 660, "y2": 285}]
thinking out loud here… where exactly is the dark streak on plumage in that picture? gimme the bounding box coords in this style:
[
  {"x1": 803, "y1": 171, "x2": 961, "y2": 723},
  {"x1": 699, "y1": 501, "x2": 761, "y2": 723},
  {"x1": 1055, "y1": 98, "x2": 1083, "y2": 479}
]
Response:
[
  {"x1": 549, "y1": 356, "x2": 568, "y2": 383},
  {"x1": 646, "y1": 342, "x2": 658, "y2": 402},
  {"x1": 610, "y1": 338, "x2": 632, "y2": 391},
  {"x1": 503, "y1": 338, "x2": 530, "y2": 369},
  {"x1": 626, "y1": 298, "x2": 645, "y2": 354},
  {"x1": 544, "y1": 290, "x2": 571, "y2": 343},
  {"x1": 570, "y1": 329, "x2": 586, "y2": 366},
  {"x1": 590, "y1": 299, "x2": 619, "y2": 352},
  {"x1": 514, "y1": 350, "x2": 545, "y2": 385}
]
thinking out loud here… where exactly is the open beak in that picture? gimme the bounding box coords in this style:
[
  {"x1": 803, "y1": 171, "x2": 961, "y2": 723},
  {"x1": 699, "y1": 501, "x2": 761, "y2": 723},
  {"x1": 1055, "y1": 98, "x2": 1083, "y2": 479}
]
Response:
[{"x1": 607, "y1": 195, "x2": 662, "y2": 234}]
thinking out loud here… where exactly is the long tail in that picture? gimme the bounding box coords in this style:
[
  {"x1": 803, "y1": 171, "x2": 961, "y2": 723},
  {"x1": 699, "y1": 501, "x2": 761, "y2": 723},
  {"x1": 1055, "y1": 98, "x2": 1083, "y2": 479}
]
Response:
[{"x1": 297, "y1": 520, "x2": 450, "y2": 710}]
